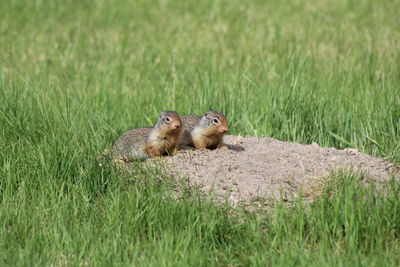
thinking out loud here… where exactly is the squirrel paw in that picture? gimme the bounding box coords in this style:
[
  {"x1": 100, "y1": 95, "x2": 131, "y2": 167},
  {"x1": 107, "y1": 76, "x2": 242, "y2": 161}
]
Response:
[
  {"x1": 174, "y1": 150, "x2": 186, "y2": 155},
  {"x1": 217, "y1": 144, "x2": 228, "y2": 150}
]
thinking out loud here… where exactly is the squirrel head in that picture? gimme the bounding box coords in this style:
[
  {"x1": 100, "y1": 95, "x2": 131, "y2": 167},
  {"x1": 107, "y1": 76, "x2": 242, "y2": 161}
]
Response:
[
  {"x1": 200, "y1": 110, "x2": 229, "y2": 135},
  {"x1": 155, "y1": 111, "x2": 182, "y2": 134}
]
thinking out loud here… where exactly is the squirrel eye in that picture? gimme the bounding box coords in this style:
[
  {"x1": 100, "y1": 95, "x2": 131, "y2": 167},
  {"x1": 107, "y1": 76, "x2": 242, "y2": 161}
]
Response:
[
  {"x1": 213, "y1": 118, "x2": 219, "y2": 124},
  {"x1": 166, "y1": 117, "x2": 171, "y2": 122}
]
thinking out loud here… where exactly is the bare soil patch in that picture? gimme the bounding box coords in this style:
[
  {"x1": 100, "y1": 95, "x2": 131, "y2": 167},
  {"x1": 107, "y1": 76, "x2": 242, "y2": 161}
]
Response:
[{"x1": 149, "y1": 135, "x2": 398, "y2": 205}]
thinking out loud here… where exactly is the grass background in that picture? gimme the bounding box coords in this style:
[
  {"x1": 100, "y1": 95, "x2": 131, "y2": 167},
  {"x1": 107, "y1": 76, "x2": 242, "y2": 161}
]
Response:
[{"x1": 0, "y1": 0, "x2": 399, "y2": 265}]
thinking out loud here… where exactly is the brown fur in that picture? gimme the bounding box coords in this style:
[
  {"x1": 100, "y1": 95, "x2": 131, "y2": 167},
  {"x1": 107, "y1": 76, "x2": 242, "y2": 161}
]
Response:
[
  {"x1": 113, "y1": 111, "x2": 182, "y2": 160},
  {"x1": 181, "y1": 111, "x2": 229, "y2": 150},
  {"x1": 192, "y1": 133, "x2": 223, "y2": 150},
  {"x1": 145, "y1": 130, "x2": 180, "y2": 157}
]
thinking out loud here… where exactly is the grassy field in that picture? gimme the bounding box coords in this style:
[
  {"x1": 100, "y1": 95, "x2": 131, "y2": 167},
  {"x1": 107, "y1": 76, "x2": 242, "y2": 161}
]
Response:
[{"x1": 1, "y1": 0, "x2": 399, "y2": 265}]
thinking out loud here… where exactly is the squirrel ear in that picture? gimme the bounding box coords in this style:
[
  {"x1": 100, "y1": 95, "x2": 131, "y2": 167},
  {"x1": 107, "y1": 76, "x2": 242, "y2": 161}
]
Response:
[{"x1": 204, "y1": 112, "x2": 209, "y2": 117}]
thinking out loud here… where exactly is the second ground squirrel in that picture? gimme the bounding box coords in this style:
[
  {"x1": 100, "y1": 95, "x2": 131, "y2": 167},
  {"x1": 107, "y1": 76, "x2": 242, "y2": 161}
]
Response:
[
  {"x1": 113, "y1": 111, "x2": 182, "y2": 160},
  {"x1": 181, "y1": 110, "x2": 229, "y2": 149}
]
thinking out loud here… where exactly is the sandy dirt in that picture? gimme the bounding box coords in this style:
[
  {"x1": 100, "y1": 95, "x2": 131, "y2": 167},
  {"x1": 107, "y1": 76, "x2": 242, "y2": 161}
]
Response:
[{"x1": 147, "y1": 135, "x2": 398, "y2": 205}]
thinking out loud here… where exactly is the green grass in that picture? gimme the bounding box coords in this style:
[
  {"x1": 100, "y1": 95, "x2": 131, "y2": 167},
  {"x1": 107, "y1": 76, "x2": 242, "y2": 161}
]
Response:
[{"x1": 0, "y1": 0, "x2": 399, "y2": 265}]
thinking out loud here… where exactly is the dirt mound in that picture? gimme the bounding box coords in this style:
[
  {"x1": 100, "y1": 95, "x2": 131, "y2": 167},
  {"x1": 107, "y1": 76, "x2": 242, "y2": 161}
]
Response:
[{"x1": 148, "y1": 135, "x2": 398, "y2": 205}]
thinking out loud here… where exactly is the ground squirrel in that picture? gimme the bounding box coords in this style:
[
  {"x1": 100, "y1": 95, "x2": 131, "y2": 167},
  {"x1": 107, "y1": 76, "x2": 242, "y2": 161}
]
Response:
[
  {"x1": 113, "y1": 111, "x2": 182, "y2": 160},
  {"x1": 181, "y1": 110, "x2": 229, "y2": 149}
]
